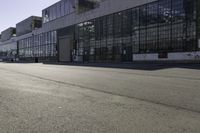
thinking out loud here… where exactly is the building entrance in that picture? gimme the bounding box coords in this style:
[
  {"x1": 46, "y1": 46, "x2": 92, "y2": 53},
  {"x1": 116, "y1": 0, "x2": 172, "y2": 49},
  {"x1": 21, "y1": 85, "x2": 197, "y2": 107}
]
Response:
[
  {"x1": 58, "y1": 36, "x2": 73, "y2": 62},
  {"x1": 122, "y1": 46, "x2": 133, "y2": 62}
]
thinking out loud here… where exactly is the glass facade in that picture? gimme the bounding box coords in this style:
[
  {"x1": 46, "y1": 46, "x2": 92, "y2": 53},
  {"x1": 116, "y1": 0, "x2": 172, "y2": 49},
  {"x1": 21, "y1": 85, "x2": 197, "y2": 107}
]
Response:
[
  {"x1": 75, "y1": 0, "x2": 197, "y2": 62},
  {"x1": 0, "y1": 42, "x2": 17, "y2": 61},
  {"x1": 2, "y1": 0, "x2": 198, "y2": 62},
  {"x1": 43, "y1": 0, "x2": 75, "y2": 23},
  {"x1": 18, "y1": 31, "x2": 57, "y2": 59},
  {"x1": 78, "y1": 0, "x2": 102, "y2": 13}
]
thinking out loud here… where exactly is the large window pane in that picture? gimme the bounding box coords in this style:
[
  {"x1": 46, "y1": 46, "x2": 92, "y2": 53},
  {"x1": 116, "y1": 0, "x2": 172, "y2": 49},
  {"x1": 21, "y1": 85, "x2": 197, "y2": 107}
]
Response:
[
  {"x1": 172, "y1": 0, "x2": 186, "y2": 23},
  {"x1": 146, "y1": 27, "x2": 158, "y2": 52},
  {"x1": 140, "y1": 5, "x2": 147, "y2": 29},
  {"x1": 114, "y1": 12, "x2": 122, "y2": 38},
  {"x1": 132, "y1": 30, "x2": 140, "y2": 53},
  {"x1": 139, "y1": 29, "x2": 146, "y2": 53},
  {"x1": 158, "y1": 25, "x2": 171, "y2": 51},
  {"x1": 132, "y1": 8, "x2": 140, "y2": 30},
  {"x1": 158, "y1": 0, "x2": 172, "y2": 25},
  {"x1": 122, "y1": 10, "x2": 132, "y2": 37},
  {"x1": 147, "y1": 2, "x2": 158, "y2": 27}
]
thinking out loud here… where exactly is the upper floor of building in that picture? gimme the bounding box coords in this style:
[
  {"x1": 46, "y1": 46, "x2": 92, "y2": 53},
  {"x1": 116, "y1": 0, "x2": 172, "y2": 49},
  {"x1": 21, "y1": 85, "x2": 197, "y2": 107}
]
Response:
[
  {"x1": 0, "y1": 27, "x2": 16, "y2": 42},
  {"x1": 16, "y1": 16, "x2": 42, "y2": 36},
  {"x1": 1, "y1": 0, "x2": 200, "y2": 43},
  {"x1": 42, "y1": 0, "x2": 105, "y2": 23}
]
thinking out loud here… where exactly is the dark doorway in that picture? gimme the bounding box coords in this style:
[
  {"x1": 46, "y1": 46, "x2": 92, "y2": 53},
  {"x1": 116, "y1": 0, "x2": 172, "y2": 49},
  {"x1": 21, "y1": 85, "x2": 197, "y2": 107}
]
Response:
[
  {"x1": 122, "y1": 46, "x2": 133, "y2": 62},
  {"x1": 83, "y1": 48, "x2": 90, "y2": 62},
  {"x1": 59, "y1": 36, "x2": 73, "y2": 62},
  {"x1": 57, "y1": 26, "x2": 75, "y2": 62},
  {"x1": 35, "y1": 57, "x2": 39, "y2": 63}
]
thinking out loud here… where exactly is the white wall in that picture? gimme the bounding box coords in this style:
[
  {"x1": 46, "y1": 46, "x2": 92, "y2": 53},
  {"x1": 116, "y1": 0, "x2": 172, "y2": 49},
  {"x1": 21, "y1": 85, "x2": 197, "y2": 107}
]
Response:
[{"x1": 133, "y1": 52, "x2": 200, "y2": 61}]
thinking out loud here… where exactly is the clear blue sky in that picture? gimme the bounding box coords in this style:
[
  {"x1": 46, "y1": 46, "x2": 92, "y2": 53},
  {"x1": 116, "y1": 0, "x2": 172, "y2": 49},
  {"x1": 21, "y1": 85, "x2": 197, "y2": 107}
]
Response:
[{"x1": 0, "y1": 0, "x2": 59, "y2": 33}]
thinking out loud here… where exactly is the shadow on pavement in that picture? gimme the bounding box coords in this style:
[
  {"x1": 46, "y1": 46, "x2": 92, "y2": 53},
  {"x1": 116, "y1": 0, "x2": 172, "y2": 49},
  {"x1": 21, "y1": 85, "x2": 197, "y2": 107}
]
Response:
[
  {"x1": 42, "y1": 62, "x2": 200, "y2": 71},
  {"x1": 2, "y1": 60, "x2": 200, "y2": 71}
]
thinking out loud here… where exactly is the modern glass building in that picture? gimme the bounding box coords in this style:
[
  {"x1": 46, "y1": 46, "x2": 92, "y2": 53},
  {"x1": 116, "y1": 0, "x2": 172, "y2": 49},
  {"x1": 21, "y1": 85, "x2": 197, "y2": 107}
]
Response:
[
  {"x1": 0, "y1": 37, "x2": 17, "y2": 61},
  {"x1": 1, "y1": 0, "x2": 200, "y2": 62}
]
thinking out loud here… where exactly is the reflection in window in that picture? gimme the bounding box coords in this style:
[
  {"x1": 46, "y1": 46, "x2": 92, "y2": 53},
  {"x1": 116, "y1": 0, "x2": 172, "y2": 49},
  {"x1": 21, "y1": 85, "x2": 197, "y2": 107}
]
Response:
[
  {"x1": 158, "y1": 0, "x2": 172, "y2": 25},
  {"x1": 172, "y1": 0, "x2": 186, "y2": 23},
  {"x1": 139, "y1": 29, "x2": 146, "y2": 53},
  {"x1": 132, "y1": 8, "x2": 140, "y2": 30},
  {"x1": 18, "y1": 31, "x2": 57, "y2": 58},
  {"x1": 171, "y1": 23, "x2": 186, "y2": 51},
  {"x1": 147, "y1": 2, "x2": 158, "y2": 27},
  {"x1": 43, "y1": 0, "x2": 75, "y2": 23},
  {"x1": 158, "y1": 25, "x2": 171, "y2": 51},
  {"x1": 146, "y1": 28, "x2": 157, "y2": 52},
  {"x1": 114, "y1": 12, "x2": 122, "y2": 39},
  {"x1": 140, "y1": 5, "x2": 147, "y2": 29},
  {"x1": 132, "y1": 30, "x2": 139, "y2": 53},
  {"x1": 75, "y1": 0, "x2": 197, "y2": 59},
  {"x1": 78, "y1": 0, "x2": 101, "y2": 13}
]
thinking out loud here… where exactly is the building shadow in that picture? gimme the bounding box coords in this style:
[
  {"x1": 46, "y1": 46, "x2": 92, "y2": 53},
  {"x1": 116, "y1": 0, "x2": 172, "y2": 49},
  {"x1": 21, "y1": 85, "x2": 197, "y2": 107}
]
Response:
[{"x1": 42, "y1": 61, "x2": 200, "y2": 71}]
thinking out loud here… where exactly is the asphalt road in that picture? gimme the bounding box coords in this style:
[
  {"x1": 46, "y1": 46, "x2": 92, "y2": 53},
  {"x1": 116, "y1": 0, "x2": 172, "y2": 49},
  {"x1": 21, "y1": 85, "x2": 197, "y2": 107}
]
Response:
[{"x1": 0, "y1": 62, "x2": 200, "y2": 133}]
